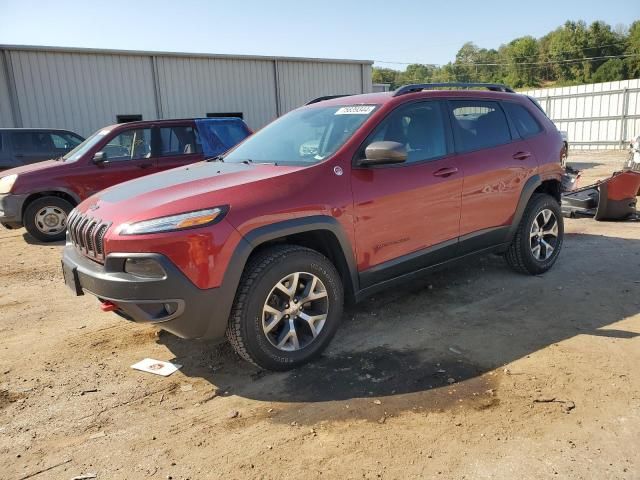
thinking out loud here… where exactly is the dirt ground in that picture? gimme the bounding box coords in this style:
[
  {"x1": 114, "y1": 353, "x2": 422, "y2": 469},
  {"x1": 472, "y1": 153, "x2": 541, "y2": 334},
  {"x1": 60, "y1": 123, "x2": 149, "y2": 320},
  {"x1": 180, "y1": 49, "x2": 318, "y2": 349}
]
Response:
[{"x1": 1, "y1": 150, "x2": 639, "y2": 480}]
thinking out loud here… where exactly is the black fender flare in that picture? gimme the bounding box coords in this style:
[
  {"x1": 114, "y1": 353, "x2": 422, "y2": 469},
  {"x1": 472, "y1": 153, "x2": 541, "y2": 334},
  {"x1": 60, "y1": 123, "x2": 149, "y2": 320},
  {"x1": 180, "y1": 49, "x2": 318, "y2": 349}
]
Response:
[
  {"x1": 202, "y1": 215, "x2": 358, "y2": 338},
  {"x1": 506, "y1": 174, "x2": 542, "y2": 242}
]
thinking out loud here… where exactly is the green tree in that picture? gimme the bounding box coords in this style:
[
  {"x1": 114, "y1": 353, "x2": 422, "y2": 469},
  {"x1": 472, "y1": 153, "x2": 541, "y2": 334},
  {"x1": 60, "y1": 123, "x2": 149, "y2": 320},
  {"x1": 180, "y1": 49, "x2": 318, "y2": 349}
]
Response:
[
  {"x1": 431, "y1": 63, "x2": 457, "y2": 82},
  {"x1": 592, "y1": 58, "x2": 625, "y2": 82},
  {"x1": 547, "y1": 21, "x2": 590, "y2": 83},
  {"x1": 502, "y1": 36, "x2": 540, "y2": 87},
  {"x1": 584, "y1": 21, "x2": 626, "y2": 80},
  {"x1": 401, "y1": 63, "x2": 438, "y2": 84},
  {"x1": 371, "y1": 18, "x2": 636, "y2": 91},
  {"x1": 452, "y1": 42, "x2": 502, "y2": 83},
  {"x1": 372, "y1": 67, "x2": 398, "y2": 88},
  {"x1": 625, "y1": 21, "x2": 640, "y2": 78}
]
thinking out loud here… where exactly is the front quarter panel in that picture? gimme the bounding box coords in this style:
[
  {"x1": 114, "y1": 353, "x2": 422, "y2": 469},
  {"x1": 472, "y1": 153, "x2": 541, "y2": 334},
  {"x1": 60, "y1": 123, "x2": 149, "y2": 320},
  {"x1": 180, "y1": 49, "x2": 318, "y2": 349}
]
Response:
[
  {"x1": 103, "y1": 217, "x2": 243, "y2": 290},
  {"x1": 10, "y1": 162, "x2": 84, "y2": 203}
]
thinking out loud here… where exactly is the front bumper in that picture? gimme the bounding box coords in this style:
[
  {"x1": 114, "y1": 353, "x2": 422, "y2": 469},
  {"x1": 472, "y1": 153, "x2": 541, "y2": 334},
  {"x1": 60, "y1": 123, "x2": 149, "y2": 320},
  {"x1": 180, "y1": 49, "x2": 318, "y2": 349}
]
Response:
[
  {"x1": 0, "y1": 193, "x2": 27, "y2": 228},
  {"x1": 61, "y1": 246, "x2": 230, "y2": 340}
]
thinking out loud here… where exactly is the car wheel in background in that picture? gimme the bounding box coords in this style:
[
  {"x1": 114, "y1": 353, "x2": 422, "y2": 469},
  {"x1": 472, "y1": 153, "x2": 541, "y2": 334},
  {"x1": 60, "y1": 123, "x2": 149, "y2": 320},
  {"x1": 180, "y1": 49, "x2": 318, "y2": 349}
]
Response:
[{"x1": 23, "y1": 196, "x2": 74, "y2": 242}]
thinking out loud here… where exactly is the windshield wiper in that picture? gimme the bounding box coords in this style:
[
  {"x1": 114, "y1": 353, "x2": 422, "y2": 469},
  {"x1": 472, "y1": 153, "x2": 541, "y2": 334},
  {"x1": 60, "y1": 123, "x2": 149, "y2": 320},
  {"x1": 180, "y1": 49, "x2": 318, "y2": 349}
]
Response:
[
  {"x1": 239, "y1": 158, "x2": 280, "y2": 166},
  {"x1": 206, "y1": 155, "x2": 225, "y2": 162}
]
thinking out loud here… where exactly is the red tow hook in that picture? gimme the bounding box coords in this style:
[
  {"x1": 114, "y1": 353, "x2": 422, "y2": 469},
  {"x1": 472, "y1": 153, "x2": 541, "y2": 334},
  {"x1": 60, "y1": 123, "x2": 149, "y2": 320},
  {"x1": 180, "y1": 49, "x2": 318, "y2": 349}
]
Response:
[{"x1": 100, "y1": 300, "x2": 118, "y2": 312}]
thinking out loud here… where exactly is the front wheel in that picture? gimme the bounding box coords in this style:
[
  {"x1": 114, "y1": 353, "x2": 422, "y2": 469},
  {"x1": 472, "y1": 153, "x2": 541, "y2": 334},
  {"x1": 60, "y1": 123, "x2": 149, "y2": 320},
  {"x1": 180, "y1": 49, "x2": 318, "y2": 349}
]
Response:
[
  {"x1": 226, "y1": 245, "x2": 344, "y2": 371},
  {"x1": 505, "y1": 193, "x2": 564, "y2": 275},
  {"x1": 23, "y1": 196, "x2": 74, "y2": 242}
]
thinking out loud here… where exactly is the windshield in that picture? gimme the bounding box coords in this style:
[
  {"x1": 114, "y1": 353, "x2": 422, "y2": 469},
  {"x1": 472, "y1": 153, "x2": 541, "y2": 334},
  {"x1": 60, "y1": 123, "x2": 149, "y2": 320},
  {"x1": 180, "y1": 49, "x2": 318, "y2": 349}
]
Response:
[
  {"x1": 62, "y1": 128, "x2": 110, "y2": 162},
  {"x1": 224, "y1": 105, "x2": 378, "y2": 165}
]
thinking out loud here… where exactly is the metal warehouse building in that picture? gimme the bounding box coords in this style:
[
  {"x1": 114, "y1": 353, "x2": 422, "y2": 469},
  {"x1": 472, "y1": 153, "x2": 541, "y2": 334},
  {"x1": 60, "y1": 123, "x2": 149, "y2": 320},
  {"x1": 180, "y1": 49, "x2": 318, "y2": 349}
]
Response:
[{"x1": 0, "y1": 45, "x2": 373, "y2": 136}]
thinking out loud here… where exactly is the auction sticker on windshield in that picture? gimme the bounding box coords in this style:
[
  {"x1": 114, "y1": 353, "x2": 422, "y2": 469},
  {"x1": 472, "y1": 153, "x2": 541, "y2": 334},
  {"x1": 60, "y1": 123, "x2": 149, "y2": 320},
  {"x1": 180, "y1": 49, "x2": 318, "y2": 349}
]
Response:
[{"x1": 335, "y1": 105, "x2": 376, "y2": 115}]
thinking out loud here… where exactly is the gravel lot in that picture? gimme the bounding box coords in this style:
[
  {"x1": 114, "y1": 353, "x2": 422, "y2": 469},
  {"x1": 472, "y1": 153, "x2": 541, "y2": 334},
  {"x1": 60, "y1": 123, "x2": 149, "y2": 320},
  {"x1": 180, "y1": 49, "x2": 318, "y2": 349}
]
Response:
[{"x1": 1, "y1": 150, "x2": 639, "y2": 479}]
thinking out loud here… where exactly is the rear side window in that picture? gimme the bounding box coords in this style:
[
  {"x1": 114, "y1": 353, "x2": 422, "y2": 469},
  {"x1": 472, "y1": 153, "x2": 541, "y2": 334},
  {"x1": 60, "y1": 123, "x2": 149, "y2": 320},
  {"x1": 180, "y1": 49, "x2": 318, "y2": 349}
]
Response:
[
  {"x1": 448, "y1": 101, "x2": 512, "y2": 153},
  {"x1": 503, "y1": 102, "x2": 543, "y2": 138},
  {"x1": 158, "y1": 126, "x2": 201, "y2": 156},
  {"x1": 11, "y1": 132, "x2": 55, "y2": 153}
]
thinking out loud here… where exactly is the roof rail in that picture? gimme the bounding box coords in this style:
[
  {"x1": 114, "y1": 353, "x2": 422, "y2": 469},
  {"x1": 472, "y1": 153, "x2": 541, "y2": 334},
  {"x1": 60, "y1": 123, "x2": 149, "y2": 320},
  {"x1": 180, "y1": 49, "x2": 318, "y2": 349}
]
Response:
[
  {"x1": 393, "y1": 82, "x2": 515, "y2": 97},
  {"x1": 305, "y1": 94, "x2": 353, "y2": 105}
]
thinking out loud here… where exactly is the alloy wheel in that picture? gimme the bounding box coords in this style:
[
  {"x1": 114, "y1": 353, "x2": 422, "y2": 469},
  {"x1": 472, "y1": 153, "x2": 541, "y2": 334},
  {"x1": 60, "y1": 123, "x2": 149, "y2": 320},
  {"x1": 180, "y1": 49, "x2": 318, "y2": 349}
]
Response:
[
  {"x1": 529, "y1": 208, "x2": 559, "y2": 261},
  {"x1": 262, "y1": 272, "x2": 329, "y2": 351}
]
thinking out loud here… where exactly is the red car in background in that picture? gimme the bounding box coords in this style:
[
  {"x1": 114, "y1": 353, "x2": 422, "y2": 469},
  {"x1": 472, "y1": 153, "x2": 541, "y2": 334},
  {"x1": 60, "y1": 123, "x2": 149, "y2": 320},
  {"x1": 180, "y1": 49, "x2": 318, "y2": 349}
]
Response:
[{"x1": 0, "y1": 118, "x2": 251, "y2": 241}]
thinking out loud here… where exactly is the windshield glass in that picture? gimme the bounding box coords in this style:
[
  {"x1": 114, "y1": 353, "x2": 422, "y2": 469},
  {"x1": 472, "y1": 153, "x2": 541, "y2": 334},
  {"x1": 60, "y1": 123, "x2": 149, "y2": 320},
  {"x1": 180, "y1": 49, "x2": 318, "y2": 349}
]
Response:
[
  {"x1": 224, "y1": 105, "x2": 378, "y2": 165},
  {"x1": 62, "y1": 128, "x2": 110, "y2": 162}
]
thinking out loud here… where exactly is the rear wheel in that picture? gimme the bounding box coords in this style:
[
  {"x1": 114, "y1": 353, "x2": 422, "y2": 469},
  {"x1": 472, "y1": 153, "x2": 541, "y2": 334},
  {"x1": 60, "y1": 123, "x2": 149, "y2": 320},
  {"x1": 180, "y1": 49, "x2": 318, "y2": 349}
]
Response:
[
  {"x1": 23, "y1": 196, "x2": 74, "y2": 242},
  {"x1": 505, "y1": 193, "x2": 563, "y2": 275},
  {"x1": 226, "y1": 245, "x2": 343, "y2": 371}
]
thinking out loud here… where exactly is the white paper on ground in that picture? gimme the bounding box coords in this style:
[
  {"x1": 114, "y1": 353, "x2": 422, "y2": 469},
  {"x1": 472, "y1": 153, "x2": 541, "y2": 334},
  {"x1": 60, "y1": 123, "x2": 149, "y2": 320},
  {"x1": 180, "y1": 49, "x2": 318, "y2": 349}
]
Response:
[{"x1": 131, "y1": 358, "x2": 182, "y2": 377}]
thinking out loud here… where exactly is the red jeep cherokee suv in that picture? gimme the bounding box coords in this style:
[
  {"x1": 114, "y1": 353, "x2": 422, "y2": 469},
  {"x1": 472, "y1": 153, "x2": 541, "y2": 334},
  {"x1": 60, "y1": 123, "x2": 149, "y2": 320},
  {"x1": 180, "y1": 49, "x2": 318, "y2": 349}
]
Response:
[{"x1": 62, "y1": 83, "x2": 565, "y2": 370}]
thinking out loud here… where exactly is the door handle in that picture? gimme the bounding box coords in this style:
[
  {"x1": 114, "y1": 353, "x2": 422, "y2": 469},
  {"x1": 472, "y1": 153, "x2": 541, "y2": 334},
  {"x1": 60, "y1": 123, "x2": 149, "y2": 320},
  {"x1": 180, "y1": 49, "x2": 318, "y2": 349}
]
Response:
[
  {"x1": 138, "y1": 163, "x2": 153, "y2": 169},
  {"x1": 433, "y1": 167, "x2": 459, "y2": 177},
  {"x1": 513, "y1": 151, "x2": 532, "y2": 161},
  {"x1": 14, "y1": 153, "x2": 24, "y2": 158}
]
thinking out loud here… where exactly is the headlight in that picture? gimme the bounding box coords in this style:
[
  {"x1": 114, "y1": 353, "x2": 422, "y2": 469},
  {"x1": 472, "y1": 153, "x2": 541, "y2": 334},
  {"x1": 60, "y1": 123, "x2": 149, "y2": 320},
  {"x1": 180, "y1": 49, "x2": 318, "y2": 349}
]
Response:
[
  {"x1": 118, "y1": 207, "x2": 227, "y2": 235},
  {"x1": 0, "y1": 174, "x2": 17, "y2": 194}
]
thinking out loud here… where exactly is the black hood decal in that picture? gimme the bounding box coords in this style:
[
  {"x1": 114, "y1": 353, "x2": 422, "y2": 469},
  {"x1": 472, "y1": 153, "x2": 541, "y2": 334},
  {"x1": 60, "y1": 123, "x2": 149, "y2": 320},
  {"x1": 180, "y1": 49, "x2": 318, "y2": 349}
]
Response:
[{"x1": 99, "y1": 161, "x2": 252, "y2": 203}]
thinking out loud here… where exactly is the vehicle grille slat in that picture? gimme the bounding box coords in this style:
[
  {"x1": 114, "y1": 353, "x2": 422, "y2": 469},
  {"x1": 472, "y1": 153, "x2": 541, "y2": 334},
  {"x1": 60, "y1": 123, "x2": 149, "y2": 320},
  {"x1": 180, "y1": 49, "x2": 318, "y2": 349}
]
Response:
[{"x1": 67, "y1": 209, "x2": 111, "y2": 262}]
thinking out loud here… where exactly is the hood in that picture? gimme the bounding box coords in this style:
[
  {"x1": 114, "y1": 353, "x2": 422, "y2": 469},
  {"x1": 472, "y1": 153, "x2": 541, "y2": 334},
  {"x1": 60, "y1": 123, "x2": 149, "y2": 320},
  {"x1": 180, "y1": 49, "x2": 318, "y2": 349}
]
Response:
[
  {"x1": 79, "y1": 160, "x2": 305, "y2": 223},
  {"x1": 1, "y1": 159, "x2": 67, "y2": 177}
]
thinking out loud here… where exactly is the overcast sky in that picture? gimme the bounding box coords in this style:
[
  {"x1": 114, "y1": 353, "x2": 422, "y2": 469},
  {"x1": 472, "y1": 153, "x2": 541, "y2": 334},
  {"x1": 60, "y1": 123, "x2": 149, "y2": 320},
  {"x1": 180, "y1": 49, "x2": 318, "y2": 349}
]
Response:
[{"x1": 1, "y1": 0, "x2": 638, "y2": 67}]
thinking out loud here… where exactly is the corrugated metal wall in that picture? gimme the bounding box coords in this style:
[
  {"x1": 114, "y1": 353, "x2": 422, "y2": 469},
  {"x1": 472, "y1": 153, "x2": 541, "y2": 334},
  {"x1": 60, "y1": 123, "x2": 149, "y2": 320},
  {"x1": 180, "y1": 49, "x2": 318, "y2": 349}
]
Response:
[
  {"x1": 6, "y1": 50, "x2": 157, "y2": 136},
  {"x1": 0, "y1": 53, "x2": 16, "y2": 127},
  {"x1": 0, "y1": 46, "x2": 373, "y2": 136},
  {"x1": 156, "y1": 56, "x2": 278, "y2": 129},
  {"x1": 277, "y1": 61, "x2": 372, "y2": 113},
  {"x1": 522, "y1": 79, "x2": 640, "y2": 150}
]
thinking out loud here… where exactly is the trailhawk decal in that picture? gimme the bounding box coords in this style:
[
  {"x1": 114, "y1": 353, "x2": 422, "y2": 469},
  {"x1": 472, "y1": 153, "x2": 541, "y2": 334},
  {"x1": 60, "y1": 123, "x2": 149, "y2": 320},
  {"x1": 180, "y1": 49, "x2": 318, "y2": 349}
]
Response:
[{"x1": 335, "y1": 105, "x2": 376, "y2": 115}]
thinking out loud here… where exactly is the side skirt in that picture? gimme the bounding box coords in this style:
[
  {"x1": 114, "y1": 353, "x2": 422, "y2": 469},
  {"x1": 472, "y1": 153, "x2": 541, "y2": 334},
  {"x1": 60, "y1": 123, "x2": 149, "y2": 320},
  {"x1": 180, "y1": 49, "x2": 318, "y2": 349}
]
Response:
[{"x1": 356, "y1": 227, "x2": 511, "y2": 302}]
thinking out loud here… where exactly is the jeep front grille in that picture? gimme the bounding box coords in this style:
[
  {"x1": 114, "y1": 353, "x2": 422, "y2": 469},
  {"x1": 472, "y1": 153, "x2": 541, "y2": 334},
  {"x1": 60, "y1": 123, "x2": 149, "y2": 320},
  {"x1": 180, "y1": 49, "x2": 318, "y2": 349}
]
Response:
[{"x1": 67, "y1": 210, "x2": 111, "y2": 261}]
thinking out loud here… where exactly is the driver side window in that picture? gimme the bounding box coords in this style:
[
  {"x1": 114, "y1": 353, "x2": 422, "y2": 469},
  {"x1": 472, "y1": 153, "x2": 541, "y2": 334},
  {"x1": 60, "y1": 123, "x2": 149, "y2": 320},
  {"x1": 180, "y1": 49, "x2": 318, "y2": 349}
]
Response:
[
  {"x1": 103, "y1": 128, "x2": 152, "y2": 162},
  {"x1": 363, "y1": 101, "x2": 448, "y2": 163}
]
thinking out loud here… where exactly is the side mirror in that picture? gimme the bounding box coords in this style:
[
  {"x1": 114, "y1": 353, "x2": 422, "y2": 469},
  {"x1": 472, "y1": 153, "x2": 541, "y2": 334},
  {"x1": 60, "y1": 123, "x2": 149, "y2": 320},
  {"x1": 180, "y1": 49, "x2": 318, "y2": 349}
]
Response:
[
  {"x1": 359, "y1": 141, "x2": 407, "y2": 166},
  {"x1": 93, "y1": 151, "x2": 107, "y2": 164}
]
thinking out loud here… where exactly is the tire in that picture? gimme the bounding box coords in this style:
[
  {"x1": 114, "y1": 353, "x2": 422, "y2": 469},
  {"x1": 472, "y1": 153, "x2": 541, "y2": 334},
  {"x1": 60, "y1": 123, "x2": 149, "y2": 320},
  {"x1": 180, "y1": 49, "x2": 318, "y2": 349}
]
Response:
[
  {"x1": 23, "y1": 196, "x2": 74, "y2": 242},
  {"x1": 226, "y1": 244, "x2": 344, "y2": 371},
  {"x1": 505, "y1": 193, "x2": 564, "y2": 275}
]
